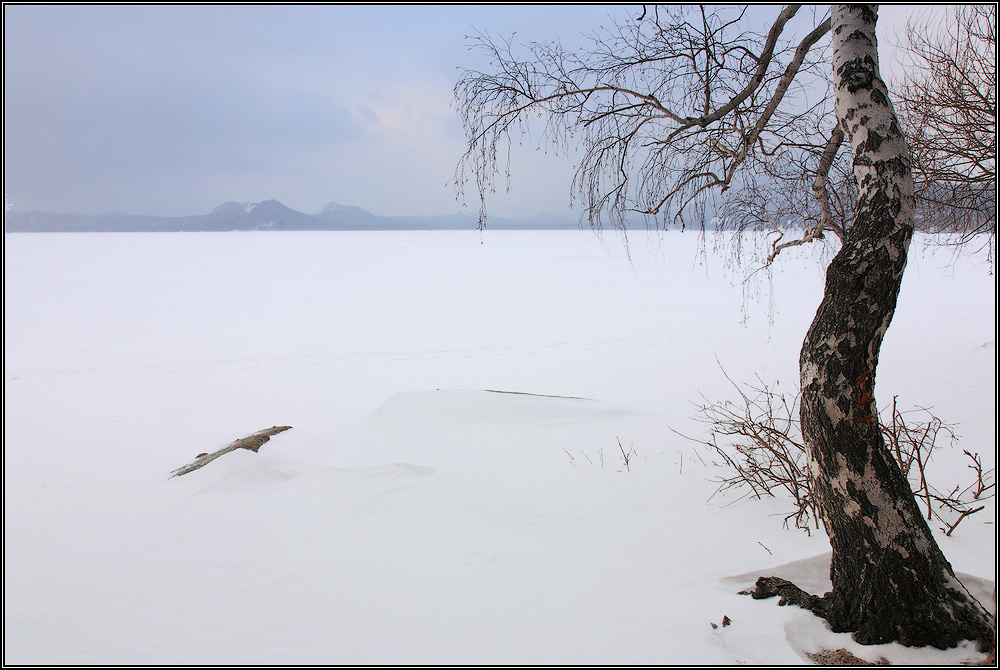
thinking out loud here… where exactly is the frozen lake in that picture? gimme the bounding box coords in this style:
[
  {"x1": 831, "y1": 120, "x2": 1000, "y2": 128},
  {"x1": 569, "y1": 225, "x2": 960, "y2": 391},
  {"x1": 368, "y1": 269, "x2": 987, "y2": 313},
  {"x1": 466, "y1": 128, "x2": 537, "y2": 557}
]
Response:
[{"x1": 3, "y1": 230, "x2": 995, "y2": 664}]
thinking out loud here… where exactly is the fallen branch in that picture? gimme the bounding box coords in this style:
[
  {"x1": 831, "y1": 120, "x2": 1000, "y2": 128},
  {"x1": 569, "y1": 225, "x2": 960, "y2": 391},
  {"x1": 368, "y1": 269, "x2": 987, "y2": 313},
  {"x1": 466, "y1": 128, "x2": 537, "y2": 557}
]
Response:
[{"x1": 170, "y1": 426, "x2": 292, "y2": 478}]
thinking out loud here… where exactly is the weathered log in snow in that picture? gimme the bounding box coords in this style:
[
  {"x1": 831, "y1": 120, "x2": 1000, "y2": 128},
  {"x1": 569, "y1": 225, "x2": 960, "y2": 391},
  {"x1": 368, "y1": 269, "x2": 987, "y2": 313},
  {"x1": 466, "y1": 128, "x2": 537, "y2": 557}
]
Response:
[{"x1": 170, "y1": 426, "x2": 292, "y2": 478}]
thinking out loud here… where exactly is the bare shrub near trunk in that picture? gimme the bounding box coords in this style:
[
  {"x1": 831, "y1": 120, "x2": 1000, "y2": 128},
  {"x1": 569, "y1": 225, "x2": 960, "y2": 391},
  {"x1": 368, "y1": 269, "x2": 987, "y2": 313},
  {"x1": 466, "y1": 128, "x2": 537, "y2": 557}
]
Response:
[
  {"x1": 690, "y1": 376, "x2": 818, "y2": 533},
  {"x1": 692, "y1": 378, "x2": 995, "y2": 536}
]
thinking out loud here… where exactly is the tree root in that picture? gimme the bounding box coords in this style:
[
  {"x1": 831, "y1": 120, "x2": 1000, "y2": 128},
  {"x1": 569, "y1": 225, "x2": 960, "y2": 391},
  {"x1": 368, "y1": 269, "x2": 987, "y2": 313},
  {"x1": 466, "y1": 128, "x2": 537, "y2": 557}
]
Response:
[
  {"x1": 747, "y1": 576, "x2": 996, "y2": 658},
  {"x1": 748, "y1": 576, "x2": 829, "y2": 618}
]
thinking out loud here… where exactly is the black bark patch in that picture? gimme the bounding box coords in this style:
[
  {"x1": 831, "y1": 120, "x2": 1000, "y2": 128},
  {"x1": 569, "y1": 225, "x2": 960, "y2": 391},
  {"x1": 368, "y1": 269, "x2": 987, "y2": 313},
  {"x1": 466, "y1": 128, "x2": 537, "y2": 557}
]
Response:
[
  {"x1": 845, "y1": 5, "x2": 879, "y2": 24},
  {"x1": 870, "y1": 88, "x2": 888, "y2": 107},
  {"x1": 837, "y1": 59, "x2": 876, "y2": 93},
  {"x1": 846, "y1": 30, "x2": 873, "y2": 47},
  {"x1": 863, "y1": 131, "x2": 883, "y2": 154}
]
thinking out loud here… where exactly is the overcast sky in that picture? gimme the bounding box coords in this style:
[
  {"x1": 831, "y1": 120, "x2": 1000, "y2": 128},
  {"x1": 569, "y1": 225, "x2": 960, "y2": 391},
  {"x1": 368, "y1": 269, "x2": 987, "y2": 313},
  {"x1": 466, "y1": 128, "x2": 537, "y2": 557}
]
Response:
[{"x1": 4, "y1": 4, "x2": 921, "y2": 219}]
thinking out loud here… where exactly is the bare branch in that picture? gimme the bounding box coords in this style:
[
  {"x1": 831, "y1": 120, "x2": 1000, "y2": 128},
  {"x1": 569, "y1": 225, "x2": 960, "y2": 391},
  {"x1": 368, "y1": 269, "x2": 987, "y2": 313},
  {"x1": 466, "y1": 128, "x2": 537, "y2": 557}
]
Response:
[
  {"x1": 895, "y1": 5, "x2": 997, "y2": 254},
  {"x1": 453, "y1": 6, "x2": 833, "y2": 232}
]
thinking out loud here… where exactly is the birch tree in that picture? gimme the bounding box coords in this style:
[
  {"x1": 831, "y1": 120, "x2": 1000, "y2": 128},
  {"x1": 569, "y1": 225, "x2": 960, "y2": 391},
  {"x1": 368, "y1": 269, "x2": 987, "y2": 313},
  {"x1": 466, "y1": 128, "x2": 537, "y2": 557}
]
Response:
[{"x1": 454, "y1": 4, "x2": 994, "y2": 651}]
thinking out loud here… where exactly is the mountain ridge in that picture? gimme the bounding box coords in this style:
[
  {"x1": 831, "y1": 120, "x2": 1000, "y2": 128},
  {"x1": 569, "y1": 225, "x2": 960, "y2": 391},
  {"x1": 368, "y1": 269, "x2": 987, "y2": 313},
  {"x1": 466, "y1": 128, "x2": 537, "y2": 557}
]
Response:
[{"x1": 4, "y1": 200, "x2": 605, "y2": 232}]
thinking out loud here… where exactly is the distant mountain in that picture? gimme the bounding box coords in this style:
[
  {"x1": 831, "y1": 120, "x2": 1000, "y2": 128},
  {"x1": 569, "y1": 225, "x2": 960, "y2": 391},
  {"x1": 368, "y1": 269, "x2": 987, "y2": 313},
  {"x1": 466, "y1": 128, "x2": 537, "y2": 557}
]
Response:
[
  {"x1": 313, "y1": 201, "x2": 587, "y2": 231},
  {"x1": 4, "y1": 200, "x2": 591, "y2": 232},
  {"x1": 315, "y1": 202, "x2": 380, "y2": 227}
]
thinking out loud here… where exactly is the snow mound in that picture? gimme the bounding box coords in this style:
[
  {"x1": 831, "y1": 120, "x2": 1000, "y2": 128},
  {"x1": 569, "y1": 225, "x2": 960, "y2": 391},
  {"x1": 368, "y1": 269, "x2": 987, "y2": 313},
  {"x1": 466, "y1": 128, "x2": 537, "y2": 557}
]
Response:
[
  {"x1": 721, "y1": 551, "x2": 834, "y2": 595},
  {"x1": 370, "y1": 388, "x2": 629, "y2": 427},
  {"x1": 321, "y1": 388, "x2": 644, "y2": 472},
  {"x1": 722, "y1": 553, "x2": 996, "y2": 666},
  {"x1": 176, "y1": 448, "x2": 436, "y2": 496},
  {"x1": 782, "y1": 614, "x2": 988, "y2": 666}
]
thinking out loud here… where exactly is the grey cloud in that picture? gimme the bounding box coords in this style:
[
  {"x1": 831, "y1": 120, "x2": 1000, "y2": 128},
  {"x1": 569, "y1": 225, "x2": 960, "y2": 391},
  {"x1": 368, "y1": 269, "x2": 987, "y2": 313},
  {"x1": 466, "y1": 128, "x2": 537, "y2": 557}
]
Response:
[
  {"x1": 2, "y1": 4, "x2": 641, "y2": 218},
  {"x1": 4, "y1": 6, "x2": 368, "y2": 215}
]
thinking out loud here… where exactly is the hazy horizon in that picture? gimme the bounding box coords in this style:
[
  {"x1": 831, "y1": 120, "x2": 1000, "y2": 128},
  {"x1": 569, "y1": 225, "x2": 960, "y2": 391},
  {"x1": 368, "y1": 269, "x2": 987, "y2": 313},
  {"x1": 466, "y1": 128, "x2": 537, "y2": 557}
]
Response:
[{"x1": 3, "y1": 196, "x2": 570, "y2": 220}]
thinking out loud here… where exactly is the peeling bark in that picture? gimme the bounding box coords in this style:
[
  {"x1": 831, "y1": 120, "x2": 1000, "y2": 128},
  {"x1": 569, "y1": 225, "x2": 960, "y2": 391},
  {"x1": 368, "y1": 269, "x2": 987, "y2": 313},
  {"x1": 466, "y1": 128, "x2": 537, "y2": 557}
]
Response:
[{"x1": 753, "y1": 5, "x2": 995, "y2": 652}]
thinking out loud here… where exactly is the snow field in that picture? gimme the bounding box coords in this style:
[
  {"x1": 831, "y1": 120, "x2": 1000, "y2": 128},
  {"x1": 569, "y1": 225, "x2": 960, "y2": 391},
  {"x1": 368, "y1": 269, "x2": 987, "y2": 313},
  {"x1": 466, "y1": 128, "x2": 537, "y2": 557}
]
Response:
[{"x1": 3, "y1": 230, "x2": 995, "y2": 664}]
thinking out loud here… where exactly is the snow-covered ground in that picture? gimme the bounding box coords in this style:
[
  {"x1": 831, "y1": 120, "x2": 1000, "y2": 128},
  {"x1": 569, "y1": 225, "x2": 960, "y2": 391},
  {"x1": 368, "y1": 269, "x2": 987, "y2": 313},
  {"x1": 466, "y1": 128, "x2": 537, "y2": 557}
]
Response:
[{"x1": 3, "y1": 230, "x2": 995, "y2": 664}]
